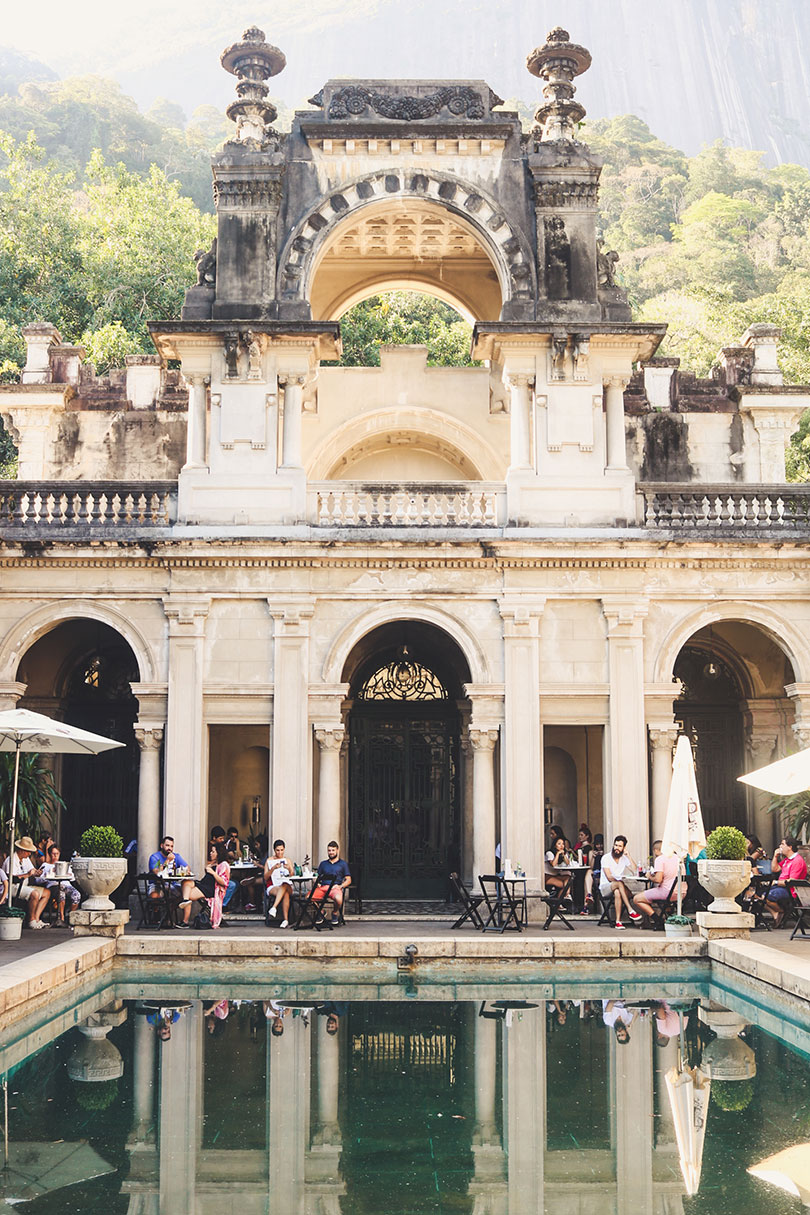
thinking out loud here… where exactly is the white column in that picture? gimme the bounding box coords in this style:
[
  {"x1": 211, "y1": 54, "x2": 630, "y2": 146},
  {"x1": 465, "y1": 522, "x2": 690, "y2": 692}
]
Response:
[
  {"x1": 505, "y1": 1008, "x2": 545, "y2": 1214},
  {"x1": 184, "y1": 373, "x2": 207, "y2": 469},
  {"x1": 605, "y1": 375, "x2": 629, "y2": 470},
  {"x1": 163, "y1": 598, "x2": 209, "y2": 873},
  {"x1": 470, "y1": 728, "x2": 498, "y2": 881},
  {"x1": 134, "y1": 726, "x2": 164, "y2": 873},
  {"x1": 316, "y1": 727, "x2": 345, "y2": 862},
  {"x1": 0, "y1": 681, "x2": 26, "y2": 712},
  {"x1": 612, "y1": 1012, "x2": 654, "y2": 1214},
  {"x1": 270, "y1": 603, "x2": 313, "y2": 860},
  {"x1": 603, "y1": 599, "x2": 649, "y2": 857},
  {"x1": 744, "y1": 729, "x2": 778, "y2": 849},
  {"x1": 648, "y1": 726, "x2": 678, "y2": 844},
  {"x1": 280, "y1": 374, "x2": 305, "y2": 469},
  {"x1": 158, "y1": 1002, "x2": 202, "y2": 1215},
  {"x1": 506, "y1": 374, "x2": 533, "y2": 472},
  {"x1": 499, "y1": 602, "x2": 544, "y2": 883},
  {"x1": 267, "y1": 1002, "x2": 310, "y2": 1215},
  {"x1": 132, "y1": 1013, "x2": 156, "y2": 1142}
]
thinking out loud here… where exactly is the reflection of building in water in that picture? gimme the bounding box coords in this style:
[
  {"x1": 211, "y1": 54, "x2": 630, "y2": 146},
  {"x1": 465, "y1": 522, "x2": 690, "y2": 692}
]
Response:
[{"x1": 121, "y1": 999, "x2": 689, "y2": 1215}]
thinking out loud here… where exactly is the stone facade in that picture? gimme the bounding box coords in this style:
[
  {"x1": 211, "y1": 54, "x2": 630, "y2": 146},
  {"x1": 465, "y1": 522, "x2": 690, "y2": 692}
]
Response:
[{"x1": 0, "y1": 27, "x2": 808, "y2": 888}]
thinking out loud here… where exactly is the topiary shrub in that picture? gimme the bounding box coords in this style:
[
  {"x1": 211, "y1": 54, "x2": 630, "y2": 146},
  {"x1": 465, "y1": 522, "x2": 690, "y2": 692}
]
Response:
[
  {"x1": 78, "y1": 825, "x2": 123, "y2": 857},
  {"x1": 706, "y1": 826, "x2": 748, "y2": 860},
  {"x1": 712, "y1": 1078, "x2": 754, "y2": 1111},
  {"x1": 74, "y1": 1078, "x2": 119, "y2": 1111}
]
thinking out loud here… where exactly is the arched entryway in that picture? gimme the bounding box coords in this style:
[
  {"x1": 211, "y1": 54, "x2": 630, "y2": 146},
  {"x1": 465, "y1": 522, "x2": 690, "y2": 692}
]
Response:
[
  {"x1": 344, "y1": 622, "x2": 471, "y2": 899},
  {"x1": 15, "y1": 620, "x2": 141, "y2": 852}
]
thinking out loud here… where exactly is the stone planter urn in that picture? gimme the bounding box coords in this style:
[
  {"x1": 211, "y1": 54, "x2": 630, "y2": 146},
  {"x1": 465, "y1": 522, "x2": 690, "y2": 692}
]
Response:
[
  {"x1": 0, "y1": 913, "x2": 23, "y2": 941},
  {"x1": 699, "y1": 1005, "x2": 756, "y2": 1081},
  {"x1": 697, "y1": 859, "x2": 751, "y2": 913},
  {"x1": 67, "y1": 1025, "x2": 124, "y2": 1084},
  {"x1": 664, "y1": 919, "x2": 693, "y2": 938},
  {"x1": 72, "y1": 857, "x2": 128, "y2": 911}
]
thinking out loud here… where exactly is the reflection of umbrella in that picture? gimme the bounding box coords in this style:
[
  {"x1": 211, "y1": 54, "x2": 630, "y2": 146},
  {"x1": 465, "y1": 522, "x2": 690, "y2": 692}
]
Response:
[
  {"x1": 738, "y1": 747, "x2": 810, "y2": 796},
  {"x1": 0, "y1": 709, "x2": 124, "y2": 863},
  {"x1": 0, "y1": 1140, "x2": 114, "y2": 1201},
  {"x1": 661, "y1": 735, "x2": 708, "y2": 917},
  {"x1": 665, "y1": 1063, "x2": 711, "y2": 1196},
  {"x1": 748, "y1": 1144, "x2": 810, "y2": 1206},
  {"x1": 492, "y1": 1001, "x2": 539, "y2": 1009}
]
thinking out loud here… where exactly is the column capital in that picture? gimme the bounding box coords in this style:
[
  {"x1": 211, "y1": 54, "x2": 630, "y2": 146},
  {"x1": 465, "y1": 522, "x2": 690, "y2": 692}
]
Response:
[
  {"x1": 648, "y1": 725, "x2": 679, "y2": 752},
  {"x1": 163, "y1": 597, "x2": 210, "y2": 634},
  {"x1": 277, "y1": 372, "x2": 307, "y2": 388},
  {"x1": 793, "y1": 723, "x2": 810, "y2": 750},
  {"x1": 315, "y1": 727, "x2": 345, "y2": 752},
  {"x1": 602, "y1": 597, "x2": 648, "y2": 636},
  {"x1": 498, "y1": 598, "x2": 545, "y2": 636},
  {"x1": 745, "y1": 731, "x2": 778, "y2": 765},
  {"x1": 0, "y1": 681, "x2": 27, "y2": 710},
  {"x1": 504, "y1": 372, "x2": 535, "y2": 390},
  {"x1": 134, "y1": 725, "x2": 164, "y2": 751},
  {"x1": 268, "y1": 599, "x2": 315, "y2": 634},
  {"x1": 469, "y1": 727, "x2": 499, "y2": 752},
  {"x1": 604, "y1": 373, "x2": 631, "y2": 390}
]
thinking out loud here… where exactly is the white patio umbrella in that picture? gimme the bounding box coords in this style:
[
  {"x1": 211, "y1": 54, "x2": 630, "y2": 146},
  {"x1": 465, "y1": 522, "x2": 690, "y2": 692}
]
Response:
[
  {"x1": 664, "y1": 1061, "x2": 711, "y2": 1196},
  {"x1": 661, "y1": 734, "x2": 708, "y2": 917},
  {"x1": 738, "y1": 746, "x2": 810, "y2": 796},
  {"x1": 0, "y1": 708, "x2": 124, "y2": 869}
]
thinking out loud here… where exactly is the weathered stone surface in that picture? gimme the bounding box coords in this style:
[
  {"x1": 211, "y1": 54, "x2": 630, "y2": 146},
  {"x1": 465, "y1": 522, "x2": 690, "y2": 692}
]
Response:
[{"x1": 71, "y1": 909, "x2": 130, "y2": 939}]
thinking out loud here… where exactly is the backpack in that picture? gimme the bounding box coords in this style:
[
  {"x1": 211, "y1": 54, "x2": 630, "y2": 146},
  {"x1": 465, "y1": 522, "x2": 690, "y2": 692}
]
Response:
[{"x1": 193, "y1": 908, "x2": 213, "y2": 930}]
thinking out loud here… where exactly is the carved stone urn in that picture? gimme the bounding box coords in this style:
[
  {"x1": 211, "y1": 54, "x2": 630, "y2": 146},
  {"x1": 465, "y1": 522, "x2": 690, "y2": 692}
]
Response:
[
  {"x1": 72, "y1": 857, "x2": 128, "y2": 910},
  {"x1": 699, "y1": 1005, "x2": 756, "y2": 1081},
  {"x1": 697, "y1": 859, "x2": 751, "y2": 913},
  {"x1": 67, "y1": 1026, "x2": 124, "y2": 1084}
]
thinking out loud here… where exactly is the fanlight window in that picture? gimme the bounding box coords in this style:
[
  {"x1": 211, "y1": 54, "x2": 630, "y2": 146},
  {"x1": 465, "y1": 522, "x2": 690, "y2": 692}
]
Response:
[{"x1": 357, "y1": 648, "x2": 447, "y2": 701}]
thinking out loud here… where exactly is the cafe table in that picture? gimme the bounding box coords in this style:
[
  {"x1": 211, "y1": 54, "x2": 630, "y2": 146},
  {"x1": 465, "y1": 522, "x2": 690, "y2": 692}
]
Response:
[{"x1": 556, "y1": 863, "x2": 590, "y2": 911}]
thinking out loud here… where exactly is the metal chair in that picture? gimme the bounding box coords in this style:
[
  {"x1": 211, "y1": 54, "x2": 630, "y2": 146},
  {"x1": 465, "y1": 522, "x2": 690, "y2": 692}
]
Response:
[
  {"x1": 538, "y1": 874, "x2": 574, "y2": 931},
  {"x1": 293, "y1": 875, "x2": 339, "y2": 931},
  {"x1": 647, "y1": 876, "x2": 680, "y2": 931},
  {"x1": 478, "y1": 875, "x2": 523, "y2": 932},
  {"x1": 134, "y1": 873, "x2": 174, "y2": 929},
  {"x1": 787, "y1": 879, "x2": 810, "y2": 939},
  {"x1": 449, "y1": 872, "x2": 484, "y2": 930}
]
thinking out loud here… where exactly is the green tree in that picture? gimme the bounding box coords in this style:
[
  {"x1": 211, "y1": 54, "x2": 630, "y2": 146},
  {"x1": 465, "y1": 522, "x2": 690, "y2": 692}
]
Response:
[{"x1": 336, "y1": 292, "x2": 474, "y2": 367}]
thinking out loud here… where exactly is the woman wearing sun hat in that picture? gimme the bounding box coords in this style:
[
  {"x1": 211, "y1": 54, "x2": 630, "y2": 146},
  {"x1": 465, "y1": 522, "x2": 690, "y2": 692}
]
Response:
[{"x1": 1, "y1": 836, "x2": 51, "y2": 928}]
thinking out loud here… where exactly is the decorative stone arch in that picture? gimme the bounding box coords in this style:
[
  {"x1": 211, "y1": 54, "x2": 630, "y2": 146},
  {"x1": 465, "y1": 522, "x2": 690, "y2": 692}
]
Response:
[
  {"x1": 277, "y1": 170, "x2": 536, "y2": 320},
  {"x1": 0, "y1": 601, "x2": 158, "y2": 685},
  {"x1": 307, "y1": 405, "x2": 505, "y2": 481},
  {"x1": 322, "y1": 601, "x2": 490, "y2": 686},
  {"x1": 653, "y1": 601, "x2": 808, "y2": 688}
]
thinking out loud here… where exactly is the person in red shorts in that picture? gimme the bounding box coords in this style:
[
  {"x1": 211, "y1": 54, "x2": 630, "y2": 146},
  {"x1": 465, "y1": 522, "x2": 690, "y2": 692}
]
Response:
[
  {"x1": 765, "y1": 836, "x2": 808, "y2": 927},
  {"x1": 312, "y1": 841, "x2": 351, "y2": 927}
]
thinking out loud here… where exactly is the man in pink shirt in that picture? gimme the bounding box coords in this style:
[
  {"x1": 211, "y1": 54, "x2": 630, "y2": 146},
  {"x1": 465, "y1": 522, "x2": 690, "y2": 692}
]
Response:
[{"x1": 765, "y1": 836, "x2": 808, "y2": 927}]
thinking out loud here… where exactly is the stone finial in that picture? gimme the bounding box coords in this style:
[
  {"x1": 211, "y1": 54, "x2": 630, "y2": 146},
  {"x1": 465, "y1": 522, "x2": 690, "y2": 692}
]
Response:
[
  {"x1": 21, "y1": 323, "x2": 62, "y2": 384},
  {"x1": 526, "y1": 27, "x2": 591, "y2": 141},
  {"x1": 742, "y1": 323, "x2": 783, "y2": 387},
  {"x1": 220, "y1": 26, "x2": 286, "y2": 143}
]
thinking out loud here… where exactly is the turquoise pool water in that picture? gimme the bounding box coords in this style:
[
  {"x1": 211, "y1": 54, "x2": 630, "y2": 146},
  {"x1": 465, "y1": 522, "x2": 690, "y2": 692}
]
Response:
[{"x1": 0, "y1": 971, "x2": 808, "y2": 1213}]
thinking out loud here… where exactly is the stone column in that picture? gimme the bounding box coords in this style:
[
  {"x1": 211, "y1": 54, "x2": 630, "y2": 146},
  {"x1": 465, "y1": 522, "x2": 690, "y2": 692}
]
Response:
[
  {"x1": 315, "y1": 727, "x2": 345, "y2": 862},
  {"x1": 506, "y1": 374, "x2": 534, "y2": 471},
  {"x1": 134, "y1": 726, "x2": 164, "y2": 874},
  {"x1": 163, "y1": 598, "x2": 209, "y2": 872},
  {"x1": 648, "y1": 726, "x2": 679, "y2": 844},
  {"x1": 603, "y1": 599, "x2": 649, "y2": 856},
  {"x1": 184, "y1": 373, "x2": 208, "y2": 469},
  {"x1": 21, "y1": 322, "x2": 60, "y2": 383},
  {"x1": 611, "y1": 1012, "x2": 654, "y2": 1213},
  {"x1": 267, "y1": 1003, "x2": 311, "y2": 1215},
  {"x1": 158, "y1": 1002, "x2": 202, "y2": 1215},
  {"x1": 270, "y1": 602, "x2": 313, "y2": 859},
  {"x1": 280, "y1": 374, "x2": 305, "y2": 469},
  {"x1": 469, "y1": 728, "x2": 499, "y2": 882},
  {"x1": 467, "y1": 1009, "x2": 507, "y2": 1213},
  {"x1": 499, "y1": 602, "x2": 544, "y2": 881},
  {"x1": 744, "y1": 728, "x2": 778, "y2": 849},
  {"x1": 0, "y1": 681, "x2": 26, "y2": 711},
  {"x1": 132, "y1": 1013, "x2": 156, "y2": 1142},
  {"x1": 505, "y1": 1007, "x2": 545, "y2": 1212},
  {"x1": 605, "y1": 375, "x2": 630, "y2": 470}
]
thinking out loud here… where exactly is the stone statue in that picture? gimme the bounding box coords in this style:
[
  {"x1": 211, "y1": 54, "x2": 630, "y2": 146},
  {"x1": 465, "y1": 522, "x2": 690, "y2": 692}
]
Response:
[
  {"x1": 224, "y1": 333, "x2": 239, "y2": 379},
  {"x1": 571, "y1": 334, "x2": 589, "y2": 379},
  {"x1": 194, "y1": 238, "x2": 217, "y2": 286},
  {"x1": 243, "y1": 330, "x2": 263, "y2": 380},
  {"x1": 545, "y1": 216, "x2": 571, "y2": 299},
  {"x1": 551, "y1": 335, "x2": 568, "y2": 378},
  {"x1": 596, "y1": 239, "x2": 620, "y2": 288}
]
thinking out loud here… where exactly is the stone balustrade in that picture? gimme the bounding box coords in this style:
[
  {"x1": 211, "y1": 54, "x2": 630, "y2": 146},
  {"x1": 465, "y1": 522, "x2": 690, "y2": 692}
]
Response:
[
  {"x1": 0, "y1": 482, "x2": 177, "y2": 530},
  {"x1": 638, "y1": 484, "x2": 810, "y2": 531},
  {"x1": 309, "y1": 483, "x2": 506, "y2": 528}
]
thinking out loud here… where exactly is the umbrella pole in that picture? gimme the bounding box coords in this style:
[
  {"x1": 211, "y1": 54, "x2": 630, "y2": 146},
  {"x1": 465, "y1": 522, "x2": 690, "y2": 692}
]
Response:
[
  {"x1": 7, "y1": 740, "x2": 20, "y2": 877},
  {"x1": 2, "y1": 1078, "x2": 7, "y2": 1171},
  {"x1": 677, "y1": 857, "x2": 683, "y2": 918}
]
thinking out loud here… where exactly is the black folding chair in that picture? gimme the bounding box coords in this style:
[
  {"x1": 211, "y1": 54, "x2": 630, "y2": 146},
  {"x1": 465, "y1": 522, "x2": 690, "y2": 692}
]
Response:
[
  {"x1": 135, "y1": 873, "x2": 174, "y2": 929},
  {"x1": 478, "y1": 875, "x2": 523, "y2": 932},
  {"x1": 787, "y1": 879, "x2": 810, "y2": 939},
  {"x1": 645, "y1": 876, "x2": 681, "y2": 931},
  {"x1": 539, "y1": 873, "x2": 574, "y2": 930},
  {"x1": 597, "y1": 885, "x2": 615, "y2": 926},
  {"x1": 741, "y1": 873, "x2": 776, "y2": 930},
  {"x1": 293, "y1": 875, "x2": 338, "y2": 931},
  {"x1": 449, "y1": 872, "x2": 484, "y2": 929}
]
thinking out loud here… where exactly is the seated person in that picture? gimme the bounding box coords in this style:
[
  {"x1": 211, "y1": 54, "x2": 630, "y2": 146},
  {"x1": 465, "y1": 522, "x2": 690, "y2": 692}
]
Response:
[
  {"x1": 35, "y1": 832, "x2": 54, "y2": 866},
  {"x1": 633, "y1": 840, "x2": 683, "y2": 922},
  {"x1": 148, "y1": 835, "x2": 190, "y2": 898},
  {"x1": 599, "y1": 835, "x2": 642, "y2": 928},
  {"x1": 265, "y1": 839, "x2": 295, "y2": 926},
  {"x1": 39, "y1": 844, "x2": 82, "y2": 923},
  {"x1": 544, "y1": 835, "x2": 570, "y2": 895},
  {"x1": 746, "y1": 833, "x2": 768, "y2": 872},
  {"x1": 178, "y1": 841, "x2": 230, "y2": 926},
  {"x1": 581, "y1": 833, "x2": 604, "y2": 913},
  {"x1": 602, "y1": 999, "x2": 636, "y2": 1044},
  {"x1": 765, "y1": 835, "x2": 808, "y2": 927},
  {"x1": 226, "y1": 826, "x2": 243, "y2": 858},
  {"x1": 2, "y1": 837, "x2": 51, "y2": 928},
  {"x1": 576, "y1": 824, "x2": 593, "y2": 863},
  {"x1": 210, "y1": 825, "x2": 238, "y2": 910},
  {"x1": 312, "y1": 841, "x2": 351, "y2": 926}
]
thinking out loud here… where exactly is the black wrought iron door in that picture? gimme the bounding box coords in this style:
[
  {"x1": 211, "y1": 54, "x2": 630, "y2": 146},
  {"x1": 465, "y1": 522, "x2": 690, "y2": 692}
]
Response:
[{"x1": 349, "y1": 706, "x2": 459, "y2": 899}]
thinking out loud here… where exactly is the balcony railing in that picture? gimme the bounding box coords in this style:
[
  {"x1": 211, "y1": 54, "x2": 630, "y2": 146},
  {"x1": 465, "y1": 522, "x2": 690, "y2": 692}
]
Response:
[
  {"x1": 309, "y1": 483, "x2": 506, "y2": 528},
  {"x1": 0, "y1": 482, "x2": 177, "y2": 529},
  {"x1": 638, "y1": 484, "x2": 810, "y2": 530}
]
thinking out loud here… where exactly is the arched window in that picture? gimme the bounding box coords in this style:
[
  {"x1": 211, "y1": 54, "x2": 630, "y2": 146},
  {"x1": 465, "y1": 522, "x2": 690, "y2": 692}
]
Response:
[{"x1": 356, "y1": 647, "x2": 447, "y2": 701}]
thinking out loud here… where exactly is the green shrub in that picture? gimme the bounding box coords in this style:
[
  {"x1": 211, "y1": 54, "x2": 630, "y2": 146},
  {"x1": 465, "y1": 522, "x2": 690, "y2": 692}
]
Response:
[
  {"x1": 74, "y1": 1078, "x2": 119, "y2": 1111},
  {"x1": 712, "y1": 1078, "x2": 754, "y2": 1111},
  {"x1": 0, "y1": 905, "x2": 24, "y2": 918},
  {"x1": 706, "y1": 826, "x2": 748, "y2": 860},
  {"x1": 78, "y1": 825, "x2": 123, "y2": 857}
]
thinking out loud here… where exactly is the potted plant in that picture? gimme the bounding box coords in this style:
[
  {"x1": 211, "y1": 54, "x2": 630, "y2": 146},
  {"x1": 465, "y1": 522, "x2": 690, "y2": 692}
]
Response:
[
  {"x1": 72, "y1": 826, "x2": 127, "y2": 911},
  {"x1": 698, "y1": 826, "x2": 750, "y2": 913},
  {"x1": 0, "y1": 905, "x2": 25, "y2": 941},
  {"x1": 664, "y1": 912, "x2": 694, "y2": 938}
]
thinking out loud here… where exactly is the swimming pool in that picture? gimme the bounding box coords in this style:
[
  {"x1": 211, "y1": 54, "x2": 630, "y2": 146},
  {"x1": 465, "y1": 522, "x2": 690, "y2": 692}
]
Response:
[{"x1": 1, "y1": 969, "x2": 808, "y2": 1213}]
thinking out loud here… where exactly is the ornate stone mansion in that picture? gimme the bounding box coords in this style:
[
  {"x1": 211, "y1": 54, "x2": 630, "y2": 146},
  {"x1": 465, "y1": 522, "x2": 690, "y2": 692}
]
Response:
[{"x1": 1, "y1": 26, "x2": 809, "y2": 892}]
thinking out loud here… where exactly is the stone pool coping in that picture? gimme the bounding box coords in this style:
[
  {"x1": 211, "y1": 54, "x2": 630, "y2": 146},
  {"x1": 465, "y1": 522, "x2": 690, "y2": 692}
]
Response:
[{"x1": 1, "y1": 927, "x2": 809, "y2": 1032}]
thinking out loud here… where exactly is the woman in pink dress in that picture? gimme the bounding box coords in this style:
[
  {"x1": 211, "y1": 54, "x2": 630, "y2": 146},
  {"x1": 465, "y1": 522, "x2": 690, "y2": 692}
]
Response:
[{"x1": 633, "y1": 840, "x2": 683, "y2": 924}]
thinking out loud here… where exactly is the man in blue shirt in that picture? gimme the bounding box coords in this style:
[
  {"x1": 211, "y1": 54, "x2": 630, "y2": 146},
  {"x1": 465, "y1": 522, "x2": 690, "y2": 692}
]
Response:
[
  {"x1": 148, "y1": 836, "x2": 190, "y2": 896},
  {"x1": 313, "y1": 841, "x2": 351, "y2": 926}
]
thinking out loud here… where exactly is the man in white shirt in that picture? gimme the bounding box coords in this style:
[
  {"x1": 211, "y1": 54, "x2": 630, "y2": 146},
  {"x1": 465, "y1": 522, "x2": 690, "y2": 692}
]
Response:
[
  {"x1": 2, "y1": 836, "x2": 51, "y2": 928},
  {"x1": 599, "y1": 835, "x2": 642, "y2": 930}
]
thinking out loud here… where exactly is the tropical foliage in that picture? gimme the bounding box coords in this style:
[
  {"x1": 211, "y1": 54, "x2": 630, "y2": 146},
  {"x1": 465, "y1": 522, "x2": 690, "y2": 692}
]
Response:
[{"x1": 0, "y1": 752, "x2": 64, "y2": 841}]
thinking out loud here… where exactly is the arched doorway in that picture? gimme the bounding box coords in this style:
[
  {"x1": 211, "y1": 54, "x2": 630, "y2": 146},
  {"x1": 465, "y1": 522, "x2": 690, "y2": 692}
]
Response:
[
  {"x1": 15, "y1": 620, "x2": 141, "y2": 852},
  {"x1": 345, "y1": 622, "x2": 470, "y2": 899}
]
